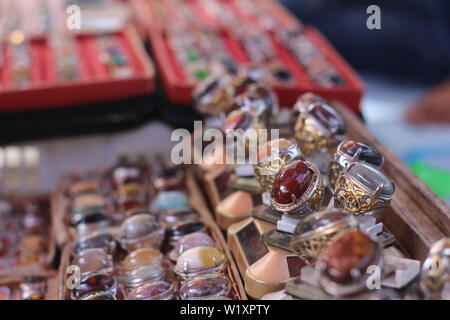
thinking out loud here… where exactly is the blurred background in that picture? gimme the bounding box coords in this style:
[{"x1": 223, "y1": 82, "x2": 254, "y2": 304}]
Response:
[{"x1": 0, "y1": 0, "x2": 449, "y2": 204}]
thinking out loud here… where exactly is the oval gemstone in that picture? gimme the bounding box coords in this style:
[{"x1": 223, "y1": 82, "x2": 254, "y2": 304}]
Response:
[
  {"x1": 73, "y1": 273, "x2": 115, "y2": 299},
  {"x1": 122, "y1": 248, "x2": 162, "y2": 271},
  {"x1": 310, "y1": 103, "x2": 346, "y2": 135},
  {"x1": 348, "y1": 163, "x2": 393, "y2": 195},
  {"x1": 167, "y1": 219, "x2": 205, "y2": 238},
  {"x1": 272, "y1": 160, "x2": 313, "y2": 204},
  {"x1": 73, "y1": 248, "x2": 110, "y2": 275},
  {"x1": 321, "y1": 230, "x2": 377, "y2": 284},
  {"x1": 180, "y1": 274, "x2": 230, "y2": 300},
  {"x1": 174, "y1": 232, "x2": 215, "y2": 257},
  {"x1": 256, "y1": 138, "x2": 294, "y2": 162},
  {"x1": 175, "y1": 247, "x2": 224, "y2": 271},
  {"x1": 128, "y1": 281, "x2": 172, "y2": 300},
  {"x1": 72, "y1": 232, "x2": 113, "y2": 255},
  {"x1": 340, "y1": 141, "x2": 383, "y2": 167},
  {"x1": 120, "y1": 214, "x2": 159, "y2": 240}
]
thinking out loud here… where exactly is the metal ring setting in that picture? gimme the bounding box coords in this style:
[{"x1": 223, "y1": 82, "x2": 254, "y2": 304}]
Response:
[{"x1": 270, "y1": 161, "x2": 324, "y2": 218}]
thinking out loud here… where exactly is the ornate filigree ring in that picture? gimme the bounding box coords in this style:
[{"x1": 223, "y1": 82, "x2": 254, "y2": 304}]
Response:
[
  {"x1": 192, "y1": 74, "x2": 235, "y2": 116},
  {"x1": 290, "y1": 209, "x2": 358, "y2": 265},
  {"x1": 254, "y1": 140, "x2": 302, "y2": 190},
  {"x1": 235, "y1": 83, "x2": 279, "y2": 126},
  {"x1": 270, "y1": 160, "x2": 324, "y2": 218},
  {"x1": 334, "y1": 162, "x2": 394, "y2": 216},
  {"x1": 328, "y1": 140, "x2": 384, "y2": 194},
  {"x1": 294, "y1": 98, "x2": 346, "y2": 155}
]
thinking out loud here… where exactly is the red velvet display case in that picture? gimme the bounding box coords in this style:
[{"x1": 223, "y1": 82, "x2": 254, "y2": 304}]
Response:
[
  {"x1": 131, "y1": 0, "x2": 363, "y2": 113},
  {"x1": 0, "y1": 25, "x2": 155, "y2": 113}
]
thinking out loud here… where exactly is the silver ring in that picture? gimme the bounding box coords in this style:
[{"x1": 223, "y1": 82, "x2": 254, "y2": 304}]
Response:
[
  {"x1": 334, "y1": 162, "x2": 394, "y2": 216},
  {"x1": 329, "y1": 140, "x2": 384, "y2": 194},
  {"x1": 294, "y1": 95, "x2": 347, "y2": 155}
]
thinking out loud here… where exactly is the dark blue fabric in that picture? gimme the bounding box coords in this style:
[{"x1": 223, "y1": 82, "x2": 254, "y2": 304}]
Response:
[{"x1": 281, "y1": 0, "x2": 450, "y2": 83}]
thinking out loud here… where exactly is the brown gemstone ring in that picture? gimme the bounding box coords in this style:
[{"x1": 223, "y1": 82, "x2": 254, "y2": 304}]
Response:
[
  {"x1": 315, "y1": 230, "x2": 383, "y2": 297},
  {"x1": 270, "y1": 160, "x2": 324, "y2": 217}
]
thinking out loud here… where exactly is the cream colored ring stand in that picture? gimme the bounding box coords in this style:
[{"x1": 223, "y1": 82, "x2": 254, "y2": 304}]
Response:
[
  {"x1": 216, "y1": 191, "x2": 253, "y2": 231},
  {"x1": 228, "y1": 217, "x2": 303, "y2": 299},
  {"x1": 244, "y1": 246, "x2": 300, "y2": 299}
]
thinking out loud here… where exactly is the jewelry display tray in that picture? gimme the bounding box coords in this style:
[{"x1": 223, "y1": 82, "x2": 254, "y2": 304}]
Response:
[
  {"x1": 130, "y1": 0, "x2": 363, "y2": 112},
  {"x1": 196, "y1": 103, "x2": 450, "y2": 264},
  {"x1": 0, "y1": 194, "x2": 57, "y2": 279},
  {"x1": 0, "y1": 24, "x2": 155, "y2": 113},
  {"x1": 0, "y1": 274, "x2": 56, "y2": 300},
  {"x1": 47, "y1": 166, "x2": 247, "y2": 300}
]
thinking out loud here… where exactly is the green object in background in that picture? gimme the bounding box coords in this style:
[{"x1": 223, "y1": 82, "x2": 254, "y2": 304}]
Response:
[
  {"x1": 194, "y1": 68, "x2": 209, "y2": 80},
  {"x1": 409, "y1": 160, "x2": 450, "y2": 198},
  {"x1": 187, "y1": 51, "x2": 199, "y2": 62}
]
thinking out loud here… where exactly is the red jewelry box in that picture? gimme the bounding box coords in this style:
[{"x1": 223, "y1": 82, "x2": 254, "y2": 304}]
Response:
[
  {"x1": 131, "y1": 0, "x2": 363, "y2": 113},
  {"x1": 0, "y1": 24, "x2": 155, "y2": 113}
]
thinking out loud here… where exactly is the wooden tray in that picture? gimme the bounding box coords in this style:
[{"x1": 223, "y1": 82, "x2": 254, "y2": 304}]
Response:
[
  {"x1": 196, "y1": 103, "x2": 450, "y2": 262},
  {"x1": 50, "y1": 166, "x2": 247, "y2": 300}
]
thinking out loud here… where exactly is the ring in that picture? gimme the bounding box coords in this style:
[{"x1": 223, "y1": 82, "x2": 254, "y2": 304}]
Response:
[
  {"x1": 293, "y1": 95, "x2": 346, "y2": 155},
  {"x1": 253, "y1": 138, "x2": 302, "y2": 190},
  {"x1": 420, "y1": 238, "x2": 450, "y2": 300},
  {"x1": 222, "y1": 109, "x2": 268, "y2": 158},
  {"x1": 328, "y1": 140, "x2": 384, "y2": 194},
  {"x1": 290, "y1": 209, "x2": 358, "y2": 265},
  {"x1": 270, "y1": 160, "x2": 323, "y2": 217},
  {"x1": 235, "y1": 82, "x2": 279, "y2": 127},
  {"x1": 315, "y1": 230, "x2": 383, "y2": 297},
  {"x1": 193, "y1": 74, "x2": 235, "y2": 116},
  {"x1": 290, "y1": 93, "x2": 325, "y2": 126},
  {"x1": 334, "y1": 162, "x2": 394, "y2": 215}
]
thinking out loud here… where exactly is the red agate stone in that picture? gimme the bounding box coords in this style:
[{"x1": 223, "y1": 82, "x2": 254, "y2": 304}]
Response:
[
  {"x1": 272, "y1": 160, "x2": 313, "y2": 204},
  {"x1": 321, "y1": 230, "x2": 376, "y2": 284}
]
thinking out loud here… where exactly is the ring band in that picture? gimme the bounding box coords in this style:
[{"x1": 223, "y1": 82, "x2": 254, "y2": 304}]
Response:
[
  {"x1": 334, "y1": 162, "x2": 394, "y2": 215},
  {"x1": 290, "y1": 209, "x2": 358, "y2": 265}
]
